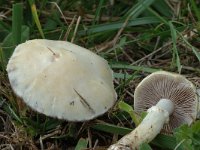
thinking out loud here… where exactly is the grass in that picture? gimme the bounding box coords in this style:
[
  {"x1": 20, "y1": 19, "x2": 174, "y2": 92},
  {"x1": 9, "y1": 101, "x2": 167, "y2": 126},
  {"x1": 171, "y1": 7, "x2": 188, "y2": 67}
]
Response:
[{"x1": 0, "y1": 0, "x2": 200, "y2": 150}]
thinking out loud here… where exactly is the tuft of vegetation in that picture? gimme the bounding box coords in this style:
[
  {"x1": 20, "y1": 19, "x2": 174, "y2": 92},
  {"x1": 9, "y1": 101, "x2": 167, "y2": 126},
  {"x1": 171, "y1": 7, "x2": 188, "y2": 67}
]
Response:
[{"x1": 0, "y1": 0, "x2": 200, "y2": 149}]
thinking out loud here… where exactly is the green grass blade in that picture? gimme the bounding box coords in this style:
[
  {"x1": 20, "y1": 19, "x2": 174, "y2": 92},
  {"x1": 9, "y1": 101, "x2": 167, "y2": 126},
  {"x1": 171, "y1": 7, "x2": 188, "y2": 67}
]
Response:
[
  {"x1": 190, "y1": 0, "x2": 200, "y2": 22},
  {"x1": 190, "y1": 47, "x2": 200, "y2": 62},
  {"x1": 92, "y1": 122, "x2": 132, "y2": 135},
  {"x1": 4, "y1": 104, "x2": 23, "y2": 124},
  {"x1": 169, "y1": 21, "x2": 181, "y2": 72},
  {"x1": 111, "y1": 63, "x2": 161, "y2": 73},
  {"x1": 2, "y1": 26, "x2": 30, "y2": 63},
  {"x1": 118, "y1": 101, "x2": 140, "y2": 126},
  {"x1": 78, "y1": 17, "x2": 161, "y2": 36},
  {"x1": 28, "y1": 0, "x2": 45, "y2": 38},
  {"x1": 0, "y1": 47, "x2": 6, "y2": 71},
  {"x1": 12, "y1": 3, "x2": 23, "y2": 45},
  {"x1": 2, "y1": 3, "x2": 26, "y2": 63},
  {"x1": 178, "y1": 32, "x2": 200, "y2": 62},
  {"x1": 139, "y1": 143, "x2": 152, "y2": 150},
  {"x1": 42, "y1": 118, "x2": 63, "y2": 131},
  {"x1": 113, "y1": 72, "x2": 140, "y2": 80},
  {"x1": 190, "y1": 0, "x2": 200, "y2": 31},
  {"x1": 152, "y1": 1, "x2": 172, "y2": 17},
  {"x1": 152, "y1": 134, "x2": 177, "y2": 149},
  {"x1": 147, "y1": 7, "x2": 168, "y2": 25},
  {"x1": 93, "y1": 0, "x2": 105, "y2": 25},
  {"x1": 125, "y1": 0, "x2": 155, "y2": 19},
  {"x1": 113, "y1": 72, "x2": 133, "y2": 79},
  {"x1": 0, "y1": 19, "x2": 11, "y2": 31},
  {"x1": 75, "y1": 138, "x2": 88, "y2": 150}
]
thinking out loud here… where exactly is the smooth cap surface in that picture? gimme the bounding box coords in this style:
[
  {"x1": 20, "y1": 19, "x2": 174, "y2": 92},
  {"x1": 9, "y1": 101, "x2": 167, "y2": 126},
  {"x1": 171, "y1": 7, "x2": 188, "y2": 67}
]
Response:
[
  {"x1": 7, "y1": 39, "x2": 117, "y2": 121},
  {"x1": 134, "y1": 71, "x2": 198, "y2": 133}
]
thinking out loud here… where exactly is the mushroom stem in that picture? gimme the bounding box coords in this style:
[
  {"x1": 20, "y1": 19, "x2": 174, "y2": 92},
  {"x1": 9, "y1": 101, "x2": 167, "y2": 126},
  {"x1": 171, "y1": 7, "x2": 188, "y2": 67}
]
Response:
[{"x1": 108, "y1": 99, "x2": 174, "y2": 150}]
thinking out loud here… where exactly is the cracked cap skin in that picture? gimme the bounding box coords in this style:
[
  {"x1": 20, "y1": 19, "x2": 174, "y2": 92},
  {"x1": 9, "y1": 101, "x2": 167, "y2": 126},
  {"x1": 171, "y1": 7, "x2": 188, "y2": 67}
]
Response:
[{"x1": 7, "y1": 39, "x2": 117, "y2": 121}]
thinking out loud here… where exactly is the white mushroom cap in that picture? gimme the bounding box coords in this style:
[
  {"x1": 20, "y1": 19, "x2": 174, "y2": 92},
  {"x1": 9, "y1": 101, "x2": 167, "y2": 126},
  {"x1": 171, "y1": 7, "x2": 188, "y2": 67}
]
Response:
[
  {"x1": 134, "y1": 71, "x2": 198, "y2": 133},
  {"x1": 6, "y1": 39, "x2": 117, "y2": 121}
]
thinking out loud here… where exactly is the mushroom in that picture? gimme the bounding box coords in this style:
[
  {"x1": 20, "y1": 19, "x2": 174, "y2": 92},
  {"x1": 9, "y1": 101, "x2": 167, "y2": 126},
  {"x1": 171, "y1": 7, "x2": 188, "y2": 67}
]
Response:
[
  {"x1": 6, "y1": 39, "x2": 117, "y2": 121},
  {"x1": 108, "y1": 71, "x2": 198, "y2": 150}
]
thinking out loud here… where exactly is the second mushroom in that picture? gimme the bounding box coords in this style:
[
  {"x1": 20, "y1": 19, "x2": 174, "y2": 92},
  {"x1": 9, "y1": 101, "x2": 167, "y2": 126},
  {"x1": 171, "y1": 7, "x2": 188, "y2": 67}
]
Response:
[{"x1": 108, "y1": 71, "x2": 198, "y2": 150}]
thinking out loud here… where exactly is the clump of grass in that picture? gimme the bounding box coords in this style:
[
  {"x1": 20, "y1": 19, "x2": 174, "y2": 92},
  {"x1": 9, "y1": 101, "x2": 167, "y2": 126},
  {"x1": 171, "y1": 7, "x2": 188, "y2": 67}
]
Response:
[{"x1": 0, "y1": 0, "x2": 200, "y2": 149}]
